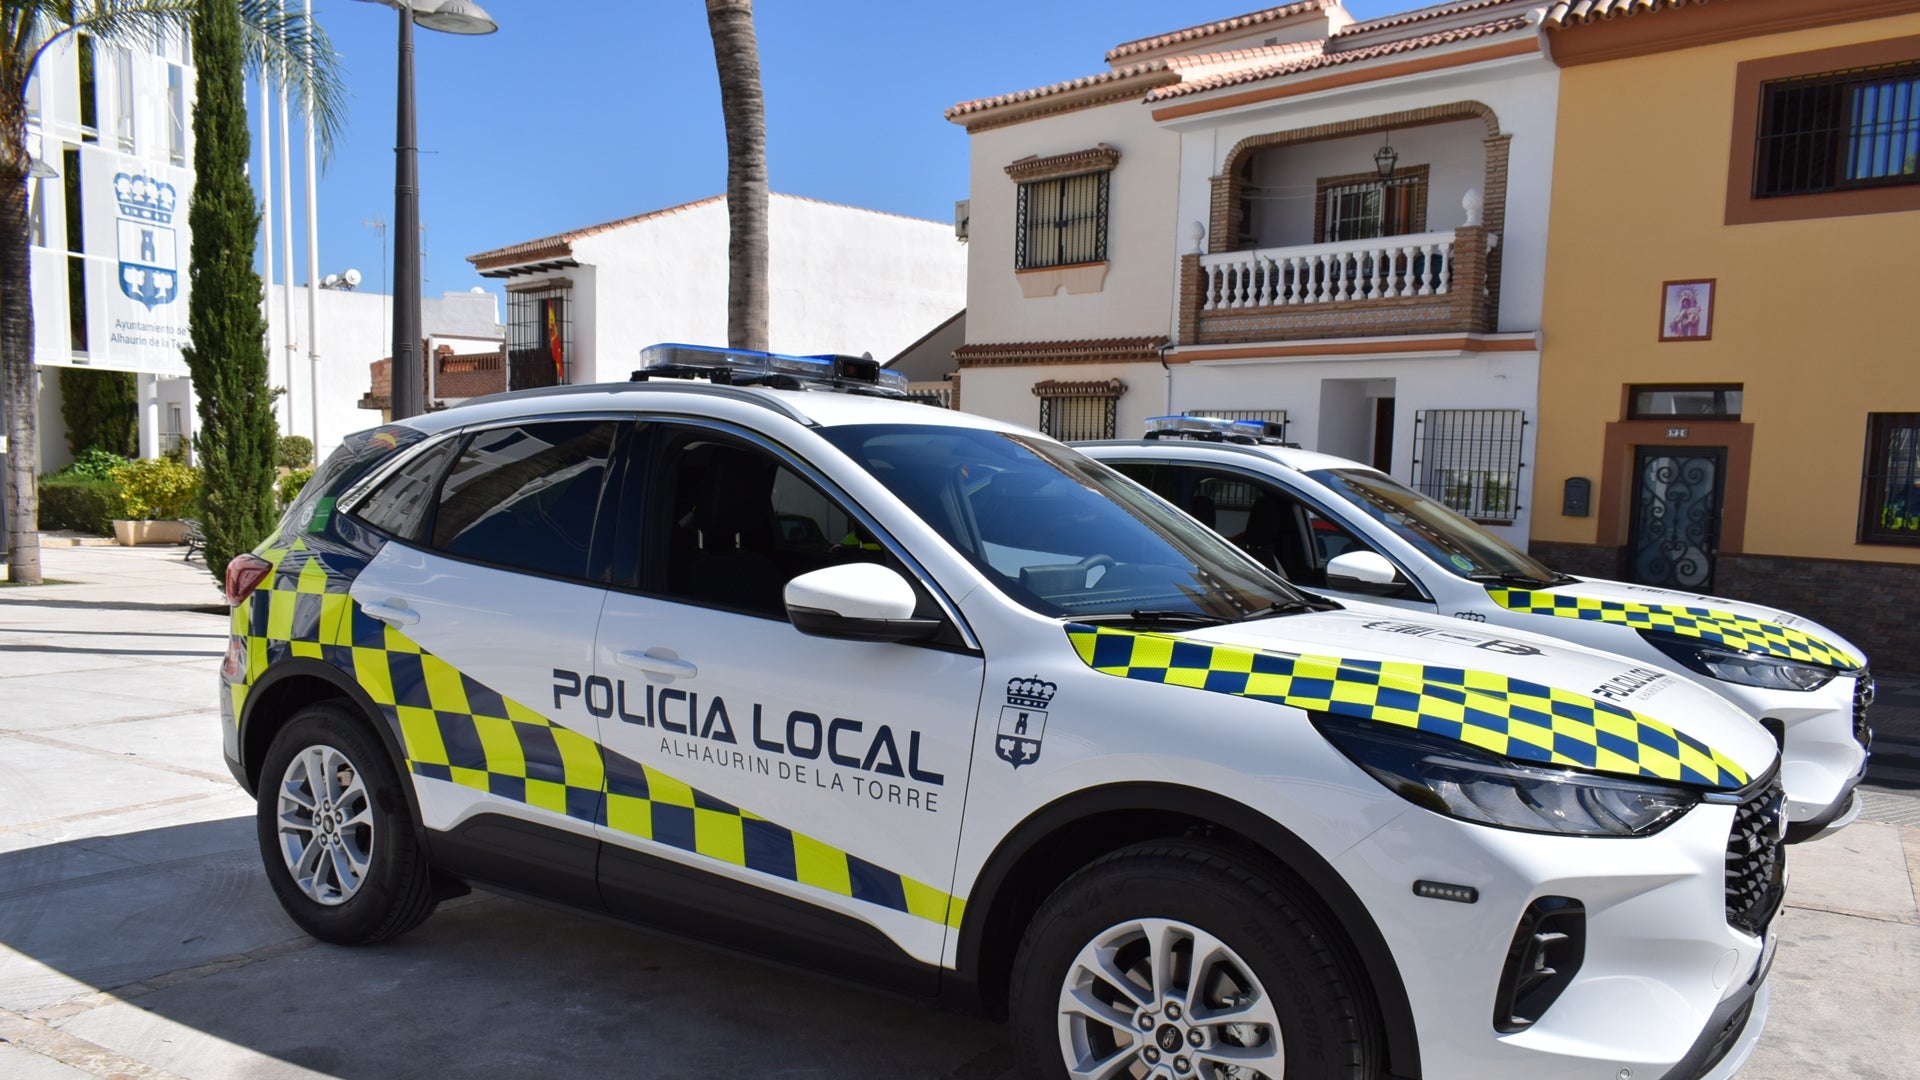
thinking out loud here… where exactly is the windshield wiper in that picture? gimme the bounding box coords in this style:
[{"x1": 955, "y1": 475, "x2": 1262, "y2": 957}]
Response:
[
  {"x1": 1240, "y1": 597, "x2": 1339, "y2": 621},
  {"x1": 1464, "y1": 571, "x2": 1566, "y2": 589},
  {"x1": 1074, "y1": 610, "x2": 1232, "y2": 629}
]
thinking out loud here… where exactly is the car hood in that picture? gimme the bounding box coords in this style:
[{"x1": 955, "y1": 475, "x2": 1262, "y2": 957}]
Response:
[
  {"x1": 1066, "y1": 609, "x2": 1777, "y2": 791},
  {"x1": 1484, "y1": 577, "x2": 1866, "y2": 671}
]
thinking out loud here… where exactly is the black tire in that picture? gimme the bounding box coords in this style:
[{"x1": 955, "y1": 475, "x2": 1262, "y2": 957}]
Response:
[
  {"x1": 1009, "y1": 840, "x2": 1380, "y2": 1080},
  {"x1": 256, "y1": 702, "x2": 436, "y2": 945}
]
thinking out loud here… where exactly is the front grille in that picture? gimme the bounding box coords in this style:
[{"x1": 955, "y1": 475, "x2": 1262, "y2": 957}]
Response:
[
  {"x1": 1725, "y1": 775, "x2": 1786, "y2": 936},
  {"x1": 1853, "y1": 670, "x2": 1875, "y2": 750}
]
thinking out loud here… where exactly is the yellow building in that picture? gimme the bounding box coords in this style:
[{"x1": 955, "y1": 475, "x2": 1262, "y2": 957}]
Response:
[{"x1": 1534, "y1": 0, "x2": 1920, "y2": 668}]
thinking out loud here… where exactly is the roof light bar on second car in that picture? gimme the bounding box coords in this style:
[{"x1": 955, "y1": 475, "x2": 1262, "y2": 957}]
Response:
[
  {"x1": 635, "y1": 342, "x2": 909, "y2": 397},
  {"x1": 1143, "y1": 414, "x2": 1292, "y2": 445}
]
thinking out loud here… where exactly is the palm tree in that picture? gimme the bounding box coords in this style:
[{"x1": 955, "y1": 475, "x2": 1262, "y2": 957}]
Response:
[
  {"x1": 705, "y1": 0, "x2": 767, "y2": 354},
  {"x1": 1, "y1": 0, "x2": 344, "y2": 584}
]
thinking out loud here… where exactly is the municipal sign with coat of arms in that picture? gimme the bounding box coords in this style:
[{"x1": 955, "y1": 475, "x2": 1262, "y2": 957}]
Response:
[
  {"x1": 995, "y1": 676, "x2": 1055, "y2": 769},
  {"x1": 114, "y1": 172, "x2": 179, "y2": 310}
]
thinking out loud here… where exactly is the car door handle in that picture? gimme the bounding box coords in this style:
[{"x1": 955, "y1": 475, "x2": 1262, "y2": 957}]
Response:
[
  {"x1": 616, "y1": 649, "x2": 697, "y2": 679},
  {"x1": 360, "y1": 600, "x2": 420, "y2": 627}
]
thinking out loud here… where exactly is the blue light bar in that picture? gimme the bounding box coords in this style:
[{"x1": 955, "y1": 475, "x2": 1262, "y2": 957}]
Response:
[
  {"x1": 1143, "y1": 415, "x2": 1289, "y2": 444},
  {"x1": 636, "y1": 342, "x2": 908, "y2": 396}
]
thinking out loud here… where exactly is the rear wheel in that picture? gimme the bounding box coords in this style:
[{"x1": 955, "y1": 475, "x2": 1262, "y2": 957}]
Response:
[
  {"x1": 256, "y1": 703, "x2": 436, "y2": 944},
  {"x1": 1010, "y1": 841, "x2": 1378, "y2": 1080}
]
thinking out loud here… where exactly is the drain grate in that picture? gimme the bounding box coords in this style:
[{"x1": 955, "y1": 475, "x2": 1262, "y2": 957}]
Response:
[{"x1": 1857, "y1": 789, "x2": 1920, "y2": 828}]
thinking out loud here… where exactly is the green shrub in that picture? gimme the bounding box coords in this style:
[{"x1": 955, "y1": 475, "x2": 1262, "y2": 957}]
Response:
[
  {"x1": 277, "y1": 435, "x2": 314, "y2": 470},
  {"x1": 39, "y1": 475, "x2": 123, "y2": 535},
  {"x1": 63, "y1": 447, "x2": 131, "y2": 481},
  {"x1": 111, "y1": 457, "x2": 203, "y2": 520},
  {"x1": 278, "y1": 467, "x2": 314, "y2": 506},
  {"x1": 58, "y1": 367, "x2": 137, "y2": 459}
]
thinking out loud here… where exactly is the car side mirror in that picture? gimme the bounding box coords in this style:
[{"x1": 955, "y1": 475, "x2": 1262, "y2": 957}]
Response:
[
  {"x1": 1325, "y1": 550, "x2": 1409, "y2": 596},
  {"x1": 785, "y1": 563, "x2": 943, "y2": 643}
]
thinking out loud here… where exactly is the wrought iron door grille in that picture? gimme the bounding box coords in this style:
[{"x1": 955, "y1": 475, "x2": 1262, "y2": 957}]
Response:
[
  {"x1": 1411, "y1": 409, "x2": 1526, "y2": 522},
  {"x1": 1756, "y1": 60, "x2": 1920, "y2": 198},
  {"x1": 1015, "y1": 170, "x2": 1110, "y2": 270},
  {"x1": 507, "y1": 287, "x2": 572, "y2": 391},
  {"x1": 1860, "y1": 412, "x2": 1920, "y2": 544},
  {"x1": 1039, "y1": 395, "x2": 1117, "y2": 441}
]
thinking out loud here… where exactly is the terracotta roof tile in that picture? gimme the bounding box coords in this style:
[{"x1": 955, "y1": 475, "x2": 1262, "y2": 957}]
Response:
[
  {"x1": 1105, "y1": 2, "x2": 1337, "y2": 62},
  {"x1": 1147, "y1": 13, "x2": 1536, "y2": 101},
  {"x1": 1340, "y1": 0, "x2": 1536, "y2": 37},
  {"x1": 946, "y1": 60, "x2": 1180, "y2": 121},
  {"x1": 1543, "y1": 0, "x2": 1717, "y2": 27}
]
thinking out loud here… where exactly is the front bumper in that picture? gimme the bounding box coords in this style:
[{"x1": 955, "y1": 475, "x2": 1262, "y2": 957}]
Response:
[
  {"x1": 1334, "y1": 794, "x2": 1778, "y2": 1080},
  {"x1": 1764, "y1": 669, "x2": 1872, "y2": 837}
]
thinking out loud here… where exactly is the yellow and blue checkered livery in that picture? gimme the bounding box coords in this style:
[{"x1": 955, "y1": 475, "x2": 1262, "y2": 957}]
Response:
[
  {"x1": 228, "y1": 533, "x2": 963, "y2": 930},
  {"x1": 1487, "y1": 587, "x2": 1861, "y2": 671},
  {"x1": 1067, "y1": 623, "x2": 1748, "y2": 790}
]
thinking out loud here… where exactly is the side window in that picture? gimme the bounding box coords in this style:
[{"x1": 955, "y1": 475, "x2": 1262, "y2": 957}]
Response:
[
  {"x1": 351, "y1": 439, "x2": 458, "y2": 540},
  {"x1": 1302, "y1": 506, "x2": 1367, "y2": 570},
  {"x1": 430, "y1": 420, "x2": 617, "y2": 581},
  {"x1": 1153, "y1": 465, "x2": 1374, "y2": 586},
  {"x1": 657, "y1": 431, "x2": 873, "y2": 618}
]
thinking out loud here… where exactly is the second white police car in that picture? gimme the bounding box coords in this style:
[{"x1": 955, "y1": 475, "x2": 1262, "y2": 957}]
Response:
[
  {"x1": 221, "y1": 346, "x2": 1784, "y2": 1080},
  {"x1": 1079, "y1": 416, "x2": 1871, "y2": 842}
]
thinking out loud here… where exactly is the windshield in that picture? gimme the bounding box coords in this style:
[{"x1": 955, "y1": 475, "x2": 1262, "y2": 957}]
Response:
[
  {"x1": 1306, "y1": 468, "x2": 1562, "y2": 585},
  {"x1": 820, "y1": 424, "x2": 1308, "y2": 622}
]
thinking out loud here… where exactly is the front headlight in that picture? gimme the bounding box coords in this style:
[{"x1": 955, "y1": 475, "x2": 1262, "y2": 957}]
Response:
[
  {"x1": 1640, "y1": 630, "x2": 1834, "y2": 691},
  {"x1": 1314, "y1": 716, "x2": 1699, "y2": 836}
]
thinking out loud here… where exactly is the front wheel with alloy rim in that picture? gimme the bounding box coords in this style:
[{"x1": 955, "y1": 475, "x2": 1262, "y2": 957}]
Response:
[
  {"x1": 256, "y1": 703, "x2": 437, "y2": 944},
  {"x1": 1010, "y1": 841, "x2": 1380, "y2": 1080}
]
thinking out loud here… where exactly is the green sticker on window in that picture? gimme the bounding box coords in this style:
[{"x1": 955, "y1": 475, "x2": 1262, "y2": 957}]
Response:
[
  {"x1": 308, "y1": 496, "x2": 335, "y2": 533},
  {"x1": 1450, "y1": 554, "x2": 1474, "y2": 572}
]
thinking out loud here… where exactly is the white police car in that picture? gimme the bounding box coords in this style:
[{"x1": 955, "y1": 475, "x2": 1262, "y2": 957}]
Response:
[
  {"x1": 1079, "y1": 416, "x2": 1870, "y2": 843},
  {"x1": 221, "y1": 347, "x2": 1782, "y2": 1080}
]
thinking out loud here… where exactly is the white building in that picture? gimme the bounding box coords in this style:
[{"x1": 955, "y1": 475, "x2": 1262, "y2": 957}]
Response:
[
  {"x1": 464, "y1": 193, "x2": 968, "y2": 387},
  {"x1": 17, "y1": 25, "x2": 197, "y2": 471},
  {"x1": 947, "y1": 0, "x2": 1556, "y2": 544}
]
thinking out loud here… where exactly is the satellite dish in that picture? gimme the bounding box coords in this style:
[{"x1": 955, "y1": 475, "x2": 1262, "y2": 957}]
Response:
[
  {"x1": 322, "y1": 273, "x2": 341, "y2": 288},
  {"x1": 343, "y1": 268, "x2": 362, "y2": 287},
  {"x1": 470, "y1": 286, "x2": 486, "y2": 294}
]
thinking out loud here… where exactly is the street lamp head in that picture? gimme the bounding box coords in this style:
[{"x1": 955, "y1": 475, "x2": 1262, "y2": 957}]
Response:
[
  {"x1": 27, "y1": 158, "x2": 59, "y2": 179},
  {"x1": 352, "y1": 0, "x2": 498, "y2": 34},
  {"x1": 415, "y1": 0, "x2": 498, "y2": 34}
]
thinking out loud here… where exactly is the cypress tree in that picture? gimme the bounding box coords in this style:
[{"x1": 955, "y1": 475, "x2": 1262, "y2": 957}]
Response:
[{"x1": 183, "y1": 0, "x2": 277, "y2": 579}]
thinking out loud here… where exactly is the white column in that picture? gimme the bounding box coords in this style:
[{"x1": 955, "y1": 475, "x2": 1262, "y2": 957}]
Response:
[
  {"x1": 303, "y1": 0, "x2": 321, "y2": 456},
  {"x1": 277, "y1": 0, "x2": 297, "y2": 441},
  {"x1": 139, "y1": 374, "x2": 159, "y2": 459}
]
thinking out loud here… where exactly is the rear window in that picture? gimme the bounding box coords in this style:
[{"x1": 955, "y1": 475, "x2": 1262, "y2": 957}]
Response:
[{"x1": 282, "y1": 425, "x2": 426, "y2": 537}]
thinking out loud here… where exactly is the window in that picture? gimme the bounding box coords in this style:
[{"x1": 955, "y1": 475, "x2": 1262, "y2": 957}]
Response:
[
  {"x1": 1007, "y1": 144, "x2": 1120, "y2": 271},
  {"x1": 351, "y1": 439, "x2": 458, "y2": 540},
  {"x1": 113, "y1": 46, "x2": 135, "y2": 152},
  {"x1": 1034, "y1": 379, "x2": 1125, "y2": 441},
  {"x1": 656, "y1": 431, "x2": 873, "y2": 618},
  {"x1": 1755, "y1": 60, "x2": 1919, "y2": 198},
  {"x1": 63, "y1": 146, "x2": 86, "y2": 352},
  {"x1": 1411, "y1": 409, "x2": 1526, "y2": 524},
  {"x1": 1315, "y1": 167, "x2": 1429, "y2": 244},
  {"x1": 77, "y1": 34, "x2": 98, "y2": 143},
  {"x1": 1728, "y1": 37, "x2": 1920, "y2": 225},
  {"x1": 1016, "y1": 172, "x2": 1109, "y2": 270},
  {"x1": 1627, "y1": 385, "x2": 1744, "y2": 420},
  {"x1": 507, "y1": 284, "x2": 571, "y2": 389},
  {"x1": 432, "y1": 421, "x2": 617, "y2": 580},
  {"x1": 167, "y1": 64, "x2": 187, "y2": 166},
  {"x1": 1861, "y1": 413, "x2": 1920, "y2": 545}
]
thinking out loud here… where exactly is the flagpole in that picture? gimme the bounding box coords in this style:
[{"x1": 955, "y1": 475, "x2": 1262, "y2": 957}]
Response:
[
  {"x1": 277, "y1": 0, "x2": 298, "y2": 441},
  {"x1": 304, "y1": 0, "x2": 322, "y2": 457},
  {"x1": 258, "y1": 64, "x2": 276, "y2": 429}
]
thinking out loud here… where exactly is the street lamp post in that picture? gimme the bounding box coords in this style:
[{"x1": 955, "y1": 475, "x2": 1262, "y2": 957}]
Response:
[{"x1": 356, "y1": 0, "x2": 496, "y2": 421}]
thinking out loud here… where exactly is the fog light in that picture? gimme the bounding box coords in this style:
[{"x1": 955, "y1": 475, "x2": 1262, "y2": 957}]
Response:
[{"x1": 1494, "y1": 896, "x2": 1585, "y2": 1033}]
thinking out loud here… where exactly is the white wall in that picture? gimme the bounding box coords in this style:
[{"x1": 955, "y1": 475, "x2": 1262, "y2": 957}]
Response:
[
  {"x1": 958, "y1": 360, "x2": 1167, "y2": 439},
  {"x1": 1169, "y1": 347, "x2": 1542, "y2": 545},
  {"x1": 964, "y1": 97, "x2": 1183, "y2": 347},
  {"x1": 566, "y1": 194, "x2": 966, "y2": 383}
]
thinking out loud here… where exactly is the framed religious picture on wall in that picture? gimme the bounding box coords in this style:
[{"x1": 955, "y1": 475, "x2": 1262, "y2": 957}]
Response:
[{"x1": 1659, "y1": 279, "x2": 1715, "y2": 342}]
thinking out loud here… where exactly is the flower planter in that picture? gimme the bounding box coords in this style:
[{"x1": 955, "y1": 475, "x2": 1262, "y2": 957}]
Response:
[{"x1": 113, "y1": 519, "x2": 192, "y2": 546}]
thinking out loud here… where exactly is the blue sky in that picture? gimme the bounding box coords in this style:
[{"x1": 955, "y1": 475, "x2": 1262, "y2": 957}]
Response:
[{"x1": 253, "y1": 0, "x2": 1431, "y2": 303}]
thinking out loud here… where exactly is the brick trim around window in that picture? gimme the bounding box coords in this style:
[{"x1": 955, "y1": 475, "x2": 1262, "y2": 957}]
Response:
[
  {"x1": 1725, "y1": 34, "x2": 1920, "y2": 226},
  {"x1": 1005, "y1": 143, "x2": 1122, "y2": 183}
]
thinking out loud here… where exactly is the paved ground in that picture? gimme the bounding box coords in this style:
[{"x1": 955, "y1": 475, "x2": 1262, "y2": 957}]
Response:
[{"x1": 1, "y1": 542, "x2": 1916, "y2": 1079}]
